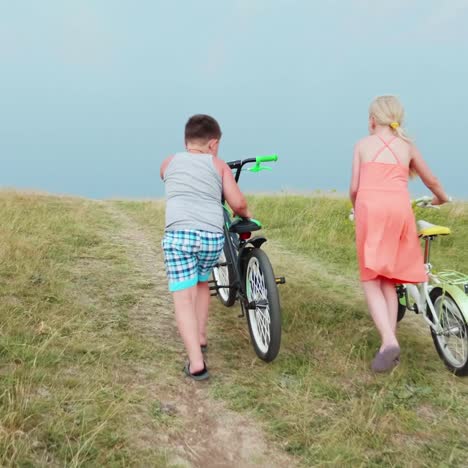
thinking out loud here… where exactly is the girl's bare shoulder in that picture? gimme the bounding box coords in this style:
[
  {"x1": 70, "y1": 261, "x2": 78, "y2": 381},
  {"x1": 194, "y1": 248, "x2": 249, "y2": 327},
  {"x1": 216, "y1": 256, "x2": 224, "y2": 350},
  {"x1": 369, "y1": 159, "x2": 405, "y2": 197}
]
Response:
[{"x1": 354, "y1": 135, "x2": 374, "y2": 151}]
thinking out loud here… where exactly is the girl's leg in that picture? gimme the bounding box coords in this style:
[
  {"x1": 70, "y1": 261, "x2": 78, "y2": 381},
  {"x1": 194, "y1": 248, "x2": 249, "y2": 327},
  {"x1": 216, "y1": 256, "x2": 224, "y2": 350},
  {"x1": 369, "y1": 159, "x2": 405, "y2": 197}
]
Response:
[
  {"x1": 362, "y1": 278, "x2": 399, "y2": 350},
  {"x1": 173, "y1": 286, "x2": 204, "y2": 373},
  {"x1": 381, "y1": 278, "x2": 398, "y2": 333},
  {"x1": 195, "y1": 281, "x2": 210, "y2": 346}
]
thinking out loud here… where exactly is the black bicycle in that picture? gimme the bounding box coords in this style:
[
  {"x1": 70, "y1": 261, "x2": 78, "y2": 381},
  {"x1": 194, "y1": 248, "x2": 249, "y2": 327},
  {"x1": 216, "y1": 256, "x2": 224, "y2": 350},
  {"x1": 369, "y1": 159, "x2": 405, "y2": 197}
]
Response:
[{"x1": 210, "y1": 155, "x2": 285, "y2": 362}]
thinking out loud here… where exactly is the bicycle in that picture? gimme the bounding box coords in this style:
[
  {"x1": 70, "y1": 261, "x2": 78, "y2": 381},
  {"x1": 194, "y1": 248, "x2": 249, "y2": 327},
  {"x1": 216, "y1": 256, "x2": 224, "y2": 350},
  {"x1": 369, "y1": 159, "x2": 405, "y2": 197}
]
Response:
[
  {"x1": 210, "y1": 155, "x2": 285, "y2": 362},
  {"x1": 395, "y1": 196, "x2": 468, "y2": 375}
]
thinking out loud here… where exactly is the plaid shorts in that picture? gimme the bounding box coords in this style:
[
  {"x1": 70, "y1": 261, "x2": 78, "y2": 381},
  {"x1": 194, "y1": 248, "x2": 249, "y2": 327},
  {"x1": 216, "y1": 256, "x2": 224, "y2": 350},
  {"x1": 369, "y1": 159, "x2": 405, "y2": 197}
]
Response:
[{"x1": 162, "y1": 230, "x2": 225, "y2": 292}]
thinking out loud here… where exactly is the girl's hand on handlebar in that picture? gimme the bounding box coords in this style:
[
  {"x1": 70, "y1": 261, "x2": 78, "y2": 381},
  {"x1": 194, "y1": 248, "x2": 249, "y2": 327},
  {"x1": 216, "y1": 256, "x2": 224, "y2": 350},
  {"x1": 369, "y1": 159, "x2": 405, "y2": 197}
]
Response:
[{"x1": 431, "y1": 195, "x2": 451, "y2": 206}]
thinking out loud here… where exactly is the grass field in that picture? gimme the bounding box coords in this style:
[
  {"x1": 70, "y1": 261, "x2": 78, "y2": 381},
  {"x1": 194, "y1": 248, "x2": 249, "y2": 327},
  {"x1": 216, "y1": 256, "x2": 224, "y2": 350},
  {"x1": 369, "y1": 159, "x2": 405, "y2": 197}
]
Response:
[
  {"x1": 0, "y1": 193, "x2": 174, "y2": 466},
  {"x1": 1, "y1": 190, "x2": 468, "y2": 466}
]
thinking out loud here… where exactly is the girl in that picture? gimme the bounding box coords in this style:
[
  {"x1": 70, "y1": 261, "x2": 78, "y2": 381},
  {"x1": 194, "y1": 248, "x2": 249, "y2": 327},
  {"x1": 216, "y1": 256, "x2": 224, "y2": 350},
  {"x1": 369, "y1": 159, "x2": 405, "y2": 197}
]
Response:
[{"x1": 349, "y1": 96, "x2": 449, "y2": 373}]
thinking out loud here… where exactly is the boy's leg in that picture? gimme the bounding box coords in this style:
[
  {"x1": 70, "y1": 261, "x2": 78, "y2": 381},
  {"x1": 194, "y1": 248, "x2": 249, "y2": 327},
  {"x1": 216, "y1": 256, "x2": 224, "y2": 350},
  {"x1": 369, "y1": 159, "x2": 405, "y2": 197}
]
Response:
[
  {"x1": 163, "y1": 231, "x2": 205, "y2": 374},
  {"x1": 196, "y1": 232, "x2": 225, "y2": 348},
  {"x1": 195, "y1": 281, "x2": 210, "y2": 347},
  {"x1": 173, "y1": 287, "x2": 204, "y2": 373},
  {"x1": 381, "y1": 278, "x2": 398, "y2": 333},
  {"x1": 362, "y1": 278, "x2": 399, "y2": 350}
]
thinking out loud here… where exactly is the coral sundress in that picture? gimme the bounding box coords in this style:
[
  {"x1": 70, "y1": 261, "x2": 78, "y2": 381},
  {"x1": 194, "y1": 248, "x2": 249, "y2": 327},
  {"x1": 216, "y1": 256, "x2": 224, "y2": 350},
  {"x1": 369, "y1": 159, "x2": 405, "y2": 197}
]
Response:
[{"x1": 355, "y1": 136, "x2": 427, "y2": 283}]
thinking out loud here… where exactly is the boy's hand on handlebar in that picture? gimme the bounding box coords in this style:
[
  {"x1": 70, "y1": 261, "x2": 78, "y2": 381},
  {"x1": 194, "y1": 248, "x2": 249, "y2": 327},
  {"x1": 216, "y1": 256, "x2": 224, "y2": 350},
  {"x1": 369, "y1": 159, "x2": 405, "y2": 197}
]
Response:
[{"x1": 233, "y1": 209, "x2": 253, "y2": 219}]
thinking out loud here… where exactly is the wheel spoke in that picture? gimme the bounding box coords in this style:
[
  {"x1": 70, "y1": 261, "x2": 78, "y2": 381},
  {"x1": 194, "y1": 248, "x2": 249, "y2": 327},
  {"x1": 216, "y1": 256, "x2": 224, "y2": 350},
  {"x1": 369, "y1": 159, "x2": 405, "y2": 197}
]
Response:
[
  {"x1": 435, "y1": 295, "x2": 468, "y2": 369},
  {"x1": 246, "y1": 256, "x2": 271, "y2": 355}
]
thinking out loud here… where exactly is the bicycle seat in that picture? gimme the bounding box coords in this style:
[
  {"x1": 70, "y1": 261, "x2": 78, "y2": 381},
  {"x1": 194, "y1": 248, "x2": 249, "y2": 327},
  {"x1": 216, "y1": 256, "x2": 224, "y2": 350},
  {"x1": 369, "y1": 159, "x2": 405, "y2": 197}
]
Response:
[
  {"x1": 229, "y1": 218, "x2": 262, "y2": 234},
  {"x1": 417, "y1": 220, "x2": 451, "y2": 237}
]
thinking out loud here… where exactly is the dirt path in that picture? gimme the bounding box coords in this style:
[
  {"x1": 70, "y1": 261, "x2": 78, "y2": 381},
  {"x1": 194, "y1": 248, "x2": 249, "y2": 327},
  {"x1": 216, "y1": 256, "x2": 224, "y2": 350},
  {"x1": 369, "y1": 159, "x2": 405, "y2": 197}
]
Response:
[{"x1": 104, "y1": 203, "x2": 296, "y2": 468}]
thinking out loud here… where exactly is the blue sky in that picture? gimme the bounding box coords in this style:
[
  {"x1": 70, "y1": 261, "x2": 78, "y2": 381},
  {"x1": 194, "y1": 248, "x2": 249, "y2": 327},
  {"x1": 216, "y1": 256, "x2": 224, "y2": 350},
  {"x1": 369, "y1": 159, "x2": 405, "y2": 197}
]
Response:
[{"x1": 1, "y1": 1, "x2": 467, "y2": 198}]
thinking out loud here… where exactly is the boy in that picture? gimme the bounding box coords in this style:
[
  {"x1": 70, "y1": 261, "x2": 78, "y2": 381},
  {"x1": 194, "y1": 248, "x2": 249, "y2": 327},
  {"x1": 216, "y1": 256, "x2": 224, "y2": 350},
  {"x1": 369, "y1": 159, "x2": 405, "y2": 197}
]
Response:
[{"x1": 160, "y1": 114, "x2": 251, "y2": 380}]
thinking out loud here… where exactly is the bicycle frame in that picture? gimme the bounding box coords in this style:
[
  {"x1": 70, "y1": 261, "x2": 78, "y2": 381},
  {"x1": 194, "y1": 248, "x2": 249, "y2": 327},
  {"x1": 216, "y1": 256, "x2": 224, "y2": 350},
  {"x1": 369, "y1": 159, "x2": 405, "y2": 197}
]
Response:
[
  {"x1": 402, "y1": 234, "x2": 468, "y2": 334},
  {"x1": 210, "y1": 156, "x2": 284, "y2": 312}
]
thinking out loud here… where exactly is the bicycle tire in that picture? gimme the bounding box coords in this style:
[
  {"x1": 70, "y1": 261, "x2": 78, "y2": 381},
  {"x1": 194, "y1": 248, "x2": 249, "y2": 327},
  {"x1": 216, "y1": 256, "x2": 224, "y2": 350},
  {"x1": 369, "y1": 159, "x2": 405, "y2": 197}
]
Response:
[
  {"x1": 212, "y1": 240, "x2": 237, "y2": 307},
  {"x1": 429, "y1": 289, "x2": 468, "y2": 376},
  {"x1": 397, "y1": 301, "x2": 406, "y2": 322},
  {"x1": 244, "y1": 248, "x2": 281, "y2": 362},
  {"x1": 396, "y1": 285, "x2": 407, "y2": 322}
]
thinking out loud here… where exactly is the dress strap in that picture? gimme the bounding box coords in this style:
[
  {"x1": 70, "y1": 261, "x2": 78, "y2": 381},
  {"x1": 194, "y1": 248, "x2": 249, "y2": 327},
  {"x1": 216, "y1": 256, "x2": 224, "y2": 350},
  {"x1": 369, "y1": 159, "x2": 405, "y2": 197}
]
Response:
[{"x1": 371, "y1": 136, "x2": 401, "y2": 164}]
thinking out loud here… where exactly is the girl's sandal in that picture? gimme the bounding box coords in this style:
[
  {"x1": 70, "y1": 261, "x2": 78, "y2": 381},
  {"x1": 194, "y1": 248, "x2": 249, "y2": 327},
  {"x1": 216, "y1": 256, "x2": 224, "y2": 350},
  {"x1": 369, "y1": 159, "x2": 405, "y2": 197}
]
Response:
[
  {"x1": 371, "y1": 346, "x2": 401, "y2": 373},
  {"x1": 183, "y1": 362, "x2": 209, "y2": 381}
]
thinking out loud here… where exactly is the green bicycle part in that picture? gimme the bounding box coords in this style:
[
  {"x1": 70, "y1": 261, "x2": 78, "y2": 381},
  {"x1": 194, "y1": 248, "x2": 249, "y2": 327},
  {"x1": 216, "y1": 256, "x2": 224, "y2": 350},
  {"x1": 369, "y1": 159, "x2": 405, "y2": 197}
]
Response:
[
  {"x1": 256, "y1": 154, "x2": 278, "y2": 163},
  {"x1": 248, "y1": 154, "x2": 279, "y2": 173},
  {"x1": 436, "y1": 270, "x2": 468, "y2": 286},
  {"x1": 432, "y1": 283, "x2": 468, "y2": 323},
  {"x1": 250, "y1": 218, "x2": 262, "y2": 227},
  {"x1": 248, "y1": 164, "x2": 272, "y2": 173}
]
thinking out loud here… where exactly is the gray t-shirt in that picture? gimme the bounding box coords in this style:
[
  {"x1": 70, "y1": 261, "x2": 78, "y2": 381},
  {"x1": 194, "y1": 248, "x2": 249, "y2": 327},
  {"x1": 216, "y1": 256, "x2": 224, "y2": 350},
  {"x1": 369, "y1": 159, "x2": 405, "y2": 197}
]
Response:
[{"x1": 163, "y1": 152, "x2": 224, "y2": 233}]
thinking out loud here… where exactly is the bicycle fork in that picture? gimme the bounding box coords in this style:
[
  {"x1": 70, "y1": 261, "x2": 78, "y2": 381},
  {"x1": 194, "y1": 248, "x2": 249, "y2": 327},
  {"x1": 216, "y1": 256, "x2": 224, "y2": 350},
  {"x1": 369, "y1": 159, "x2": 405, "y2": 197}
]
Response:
[{"x1": 401, "y1": 281, "x2": 445, "y2": 334}]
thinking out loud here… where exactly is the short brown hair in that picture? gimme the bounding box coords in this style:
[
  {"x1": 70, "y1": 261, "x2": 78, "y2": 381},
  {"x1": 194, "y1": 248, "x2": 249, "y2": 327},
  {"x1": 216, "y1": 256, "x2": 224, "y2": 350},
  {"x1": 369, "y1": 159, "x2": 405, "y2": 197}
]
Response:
[{"x1": 185, "y1": 114, "x2": 222, "y2": 143}]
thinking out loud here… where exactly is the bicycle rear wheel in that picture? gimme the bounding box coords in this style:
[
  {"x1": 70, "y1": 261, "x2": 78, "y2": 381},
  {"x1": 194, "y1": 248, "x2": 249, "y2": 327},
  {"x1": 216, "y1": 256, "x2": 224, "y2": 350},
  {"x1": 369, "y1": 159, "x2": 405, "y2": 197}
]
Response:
[
  {"x1": 429, "y1": 290, "x2": 468, "y2": 376},
  {"x1": 244, "y1": 249, "x2": 281, "y2": 362},
  {"x1": 212, "y1": 241, "x2": 237, "y2": 307},
  {"x1": 396, "y1": 287, "x2": 407, "y2": 322}
]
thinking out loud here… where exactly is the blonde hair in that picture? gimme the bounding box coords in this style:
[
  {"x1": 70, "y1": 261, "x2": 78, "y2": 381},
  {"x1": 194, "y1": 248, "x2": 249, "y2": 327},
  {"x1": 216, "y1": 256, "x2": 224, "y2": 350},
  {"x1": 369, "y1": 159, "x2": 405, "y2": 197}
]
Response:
[
  {"x1": 369, "y1": 95, "x2": 412, "y2": 143},
  {"x1": 370, "y1": 95, "x2": 418, "y2": 177}
]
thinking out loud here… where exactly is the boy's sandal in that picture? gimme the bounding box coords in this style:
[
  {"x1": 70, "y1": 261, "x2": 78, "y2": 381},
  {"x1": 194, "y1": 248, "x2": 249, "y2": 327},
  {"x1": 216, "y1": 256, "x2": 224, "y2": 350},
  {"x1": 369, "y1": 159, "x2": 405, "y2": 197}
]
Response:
[{"x1": 183, "y1": 362, "x2": 209, "y2": 381}]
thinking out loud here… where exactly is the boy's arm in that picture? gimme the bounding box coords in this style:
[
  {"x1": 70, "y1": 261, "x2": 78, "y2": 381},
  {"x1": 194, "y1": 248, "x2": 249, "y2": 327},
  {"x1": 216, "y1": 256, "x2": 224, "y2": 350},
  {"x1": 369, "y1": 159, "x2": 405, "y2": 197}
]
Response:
[
  {"x1": 410, "y1": 145, "x2": 449, "y2": 204},
  {"x1": 160, "y1": 155, "x2": 174, "y2": 180},
  {"x1": 349, "y1": 143, "x2": 361, "y2": 208},
  {"x1": 214, "y1": 159, "x2": 251, "y2": 218}
]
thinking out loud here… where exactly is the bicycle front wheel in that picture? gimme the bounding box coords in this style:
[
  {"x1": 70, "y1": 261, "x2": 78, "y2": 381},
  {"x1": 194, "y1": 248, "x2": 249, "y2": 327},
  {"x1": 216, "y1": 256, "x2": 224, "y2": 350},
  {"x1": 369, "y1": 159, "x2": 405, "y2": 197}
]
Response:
[
  {"x1": 430, "y1": 290, "x2": 468, "y2": 376},
  {"x1": 244, "y1": 249, "x2": 281, "y2": 362}
]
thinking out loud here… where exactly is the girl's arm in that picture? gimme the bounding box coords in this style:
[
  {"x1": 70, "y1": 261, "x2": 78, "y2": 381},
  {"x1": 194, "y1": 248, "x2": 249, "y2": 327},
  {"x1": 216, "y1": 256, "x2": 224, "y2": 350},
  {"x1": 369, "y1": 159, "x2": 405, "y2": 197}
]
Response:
[
  {"x1": 349, "y1": 144, "x2": 361, "y2": 208},
  {"x1": 409, "y1": 145, "x2": 449, "y2": 205},
  {"x1": 214, "y1": 158, "x2": 251, "y2": 218}
]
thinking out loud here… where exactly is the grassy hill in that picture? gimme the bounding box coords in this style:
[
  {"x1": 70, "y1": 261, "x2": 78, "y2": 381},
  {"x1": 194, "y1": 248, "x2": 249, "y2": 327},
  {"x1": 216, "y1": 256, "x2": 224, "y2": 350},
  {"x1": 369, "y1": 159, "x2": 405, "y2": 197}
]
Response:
[{"x1": 1, "y1": 190, "x2": 467, "y2": 466}]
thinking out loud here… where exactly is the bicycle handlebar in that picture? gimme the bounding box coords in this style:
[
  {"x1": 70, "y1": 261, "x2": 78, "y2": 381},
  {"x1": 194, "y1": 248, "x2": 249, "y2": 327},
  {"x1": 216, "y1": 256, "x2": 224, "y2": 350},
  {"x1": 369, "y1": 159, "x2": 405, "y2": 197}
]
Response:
[
  {"x1": 256, "y1": 154, "x2": 278, "y2": 163},
  {"x1": 412, "y1": 195, "x2": 453, "y2": 210},
  {"x1": 227, "y1": 155, "x2": 278, "y2": 169},
  {"x1": 226, "y1": 155, "x2": 279, "y2": 182},
  {"x1": 349, "y1": 195, "x2": 452, "y2": 222},
  {"x1": 413, "y1": 196, "x2": 433, "y2": 208}
]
